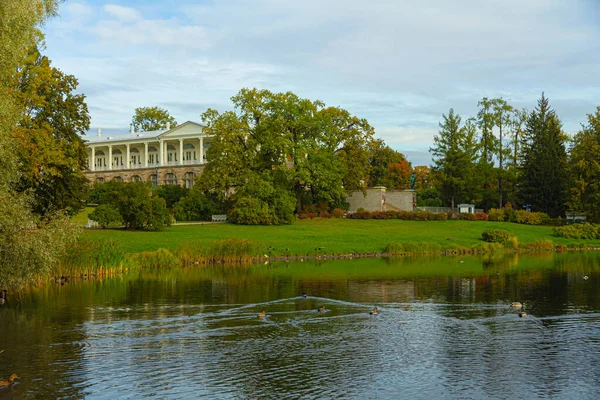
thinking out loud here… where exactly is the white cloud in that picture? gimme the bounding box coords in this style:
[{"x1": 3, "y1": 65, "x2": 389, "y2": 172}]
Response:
[{"x1": 103, "y1": 4, "x2": 142, "y2": 22}]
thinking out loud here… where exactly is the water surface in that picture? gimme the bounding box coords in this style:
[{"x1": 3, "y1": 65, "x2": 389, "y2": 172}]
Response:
[{"x1": 1, "y1": 252, "x2": 599, "y2": 399}]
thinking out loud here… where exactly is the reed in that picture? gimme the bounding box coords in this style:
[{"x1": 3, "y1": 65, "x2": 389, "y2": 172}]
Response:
[
  {"x1": 175, "y1": 238, "x2": 262, "y2": 264},
  {"x1": 125, "y1": 248, "x2": 181, "y2": 269},
  {"x1": 470, "y1": 242, "x2": 505, "y2": 254},
  {"x1": 384, "y1": 242, "x2": 442, "y2": 255},
  {"x1": 57, "y1": 237, "x2": 129, "y2": 275},
  {"x1": 524, "y1": 240, "x2": 555, "y2": 252}
]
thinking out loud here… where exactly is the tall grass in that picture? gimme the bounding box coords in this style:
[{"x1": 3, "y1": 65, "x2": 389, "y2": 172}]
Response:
[
  {"x1": 176, "y1": 238, "x2": 261, "y2": 264},
  {"x1": 58, "y1": 237, "x2": 129, "y2": 276},
  {"x1": 384, "y1": 242, "x2": 442, "y2": 255}
]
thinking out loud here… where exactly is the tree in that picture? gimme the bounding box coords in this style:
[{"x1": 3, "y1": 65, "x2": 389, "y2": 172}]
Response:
[
  {"x1": 131, "y1": 106, "x2": 177, "y2": 132},
  {"x1": 1, "y1": 0, "x2": 82, "y2": 289},
  {"x1": 367, "y1": 139, "x2": 408, "y2": 187},
  {"x1": 199, "y1": 88, "x2": 374, "y2": 223},
  {"x1": 568, "y1": 106, "x2": 600, "y2": 222},
  {"x1": 519, "y1": 94, "x2": 568, "y2": 217},
  {"x1": 11, "y1": 45, "x2": 91, "y2": 216},
  {"x1": 89, "y1": 204, "x2": 122, "y2": 228},
  {"x1": 491, "y1": 98, "x2": 514, "y2": 208},
  {"x1": 430, "y1": 109, "x2": 479, "y2": 210}
]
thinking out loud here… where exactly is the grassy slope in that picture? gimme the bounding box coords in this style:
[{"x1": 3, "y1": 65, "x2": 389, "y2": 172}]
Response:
[{"x1": 80, "y1": 219, "x2": 600, "y2": 256}]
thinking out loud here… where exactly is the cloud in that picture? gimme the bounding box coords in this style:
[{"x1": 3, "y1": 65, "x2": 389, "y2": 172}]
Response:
[
  {"x1": 43, "y1": 0, "x2": 600, "y2": 151},
  {"x1": 103, "y1": 4, "x2": 142, "y2": 22}
]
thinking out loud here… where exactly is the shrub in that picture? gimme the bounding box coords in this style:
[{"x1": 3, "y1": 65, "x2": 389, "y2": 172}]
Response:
[
  {"x1": 482, "y1": 229, "x2": 513, "y2": 243},
  {"x1": 229, "y1": 197, "x2": 273, "y2": 225},
  {"x1": 553, "y1": 223, "x2": 600, "y2": 239},
  {"x1": 332, "y1": 208, "x2": 345, "y2": 218},
  {"x1": 503, "y1": 236, "x2": 519, "y2": 250},
  {"x1": 88, "y1": 204, "x2": 122, "y2": 228},
  {"x1": 319, "y1": 211, "x2": 332, "y2": 218},
  {"x1": 458, "y1": 213, "x2": 477, "y2": 221},
  {"x1": 126, "y1": 248, "x2": 180, "y2": 269},
  {"x1": 514, "y1": 210, "x2": 546, "y2": 225},
  {"x1": 488, "y1": 208, "x2": 504, "y2": 221},
  {"x1": 431, "y1": 212, "x2": 448, "y2": 221},
  {"x1": 172, "y1": 190, "x2": 217, "y2": 221},
  {"x1": 475, "y1": 212, "x2": 488, "y2": 221},
  {"x1": 357, "y1": 207, "x2": 366, "y2": 213}
]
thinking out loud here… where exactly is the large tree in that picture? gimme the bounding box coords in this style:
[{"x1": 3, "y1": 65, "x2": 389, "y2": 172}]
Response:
[
  {"x1": 568, "y1": 106, "x2": 600, "y2": 222},
  {"x1": 12, "y1": 45, "x2": 90, "y2": 215},
  {"x1": 199, "y1": 88, "x2": 374, "y2": 223},
  {"x1": 519, "y1": 94, "x2": 568, "y2": 217},
  {"x1": 430, "y1": 110, "x2": 479, "y2": 210},
  {"x1": 367, "y1": 139, "x2": 411, "y2": 188},
  {"x1": 131, "y1": 106, "x2": 177, "y2": 132},
  {"x1": 1, "y1": 0, "x2": 80, "y2": 289}
]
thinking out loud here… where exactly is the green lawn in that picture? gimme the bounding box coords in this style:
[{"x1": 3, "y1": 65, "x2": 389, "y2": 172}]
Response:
[
  {"x1": 72, "y1": 206, "x2": 96, "y2": 226},
  {"x1": 80, "y1": 219, "x2": 600, "y2": 256}
]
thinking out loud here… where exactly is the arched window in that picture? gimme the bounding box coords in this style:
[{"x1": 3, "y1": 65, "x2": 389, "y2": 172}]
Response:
[
  {"x1": 167, "y1": 144, "x2": 177, "y2": 163},
  {"x1": 130, "y1": 147, "x2": 141, "y2": 167},
  {"x1": 166, "y1": 173, "x2": 177, "y2": 185},
  {"x1": 183, "y1": 172, "x2": 196, "y2": 188},
  {"x1": 113, "y1": 176, "x2": 123, "y2": 182},
  {"x1": 149, "y1": 174, "x2": 158, "y2": 187},
  {"x1": 131, "y1": 175, "x2": 141, "y2": 182},
  {"x1": 96, "y1": 177, "x2": 104, "y2": 183},
  {"x1": 148, "y1": 146, "x2": 158, "y2": 166},
  {"x1": 95, "y1": 151, "x2": 106, "y2": 169},
  {"x1": 112, "y1": 149, "x2": 123, "y2": 167}
]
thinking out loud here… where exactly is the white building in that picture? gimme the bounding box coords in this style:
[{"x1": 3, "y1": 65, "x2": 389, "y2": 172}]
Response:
[{"x1": 84, "y1": 121, "x2": 210, "y2": 187}]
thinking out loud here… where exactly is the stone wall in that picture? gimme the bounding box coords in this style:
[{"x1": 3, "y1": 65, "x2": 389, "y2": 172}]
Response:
[
  {"x1": 346, "y1": 187, "x2": 416, "y2": 212},
  {"x1": 84, "y1": 164, "x2": 206, "y2": 185}
]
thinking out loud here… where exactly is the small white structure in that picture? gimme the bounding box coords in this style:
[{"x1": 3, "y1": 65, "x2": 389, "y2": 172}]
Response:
[{"x1": 457, "y1": 204, "x2": 475, "y2": 214}]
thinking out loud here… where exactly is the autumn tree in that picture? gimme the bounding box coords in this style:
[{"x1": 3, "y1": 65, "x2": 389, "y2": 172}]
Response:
[
  {"x1": 367, "y1": 139, "x2": 411, "y2": 188},
  {"x1": 12, "y1": 45, "x2": 91, "y2": 215},
  {"x1": 519, "y1": 94, "x2": 568, "y2": 217},
  {"x1": 568, "y1": 106, "x2": 600, "y2": 222},
  {"x1": 132, "y1": 106, "x2": 177, "y2": 132},
  {"x1": 199, "y1": 88, "x2": 374, "y2": 224},
  {"x1": 1, "y1": 0, "x2": 81, "y2": 289}
]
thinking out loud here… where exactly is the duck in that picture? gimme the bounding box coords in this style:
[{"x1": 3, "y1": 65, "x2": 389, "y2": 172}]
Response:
[
  {"x1": 302, "y1": 292, "x2": 307, "y2": 298},
  {"x1": 370, "y1": 307, "x2": 379, "y2": 315},
  {"x1": 0, "y1": 373, "x2": 19, "y2": 387},
  {"x1": 519, "y1": 311, "x2": 527, "y2": 318},
  {"x1": 583, "y1": 275, "x2": 589, "y2": 280},
  {"x1": 317, "y1": 306, "x2": 326, "y2": 312},
  {"x1": 510, "y1": 302, "x2": 524, "y2": 309},
  {"x1": 257, "y1": 311, "x2": 266, "y2": 319}
]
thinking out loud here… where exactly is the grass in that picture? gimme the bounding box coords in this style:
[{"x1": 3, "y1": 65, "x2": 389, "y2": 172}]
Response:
[
  {"x1": 71, "y1": 206, "x2": 96, "y2": 226},
  {"x1": 80, "y1": 219, "x2": 600, "y2": 258}
]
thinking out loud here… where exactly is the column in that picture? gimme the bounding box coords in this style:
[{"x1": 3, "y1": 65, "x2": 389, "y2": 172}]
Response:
[
  {"x1": 108, "y1": 145, "x2": 113, "y2": 170},
  {"x1": 179, "y1": 138, "x2": 183, "y2": 165},
  {"x1": 126, "y1": 144, "x2": 130, "y2": 169},
  {"x1": 144, "y1": 142, "x2": 148, "y2": 167},
  {"x1": 158, "y1": 140, "x2": 163, "y2": 166},
  {"x1": 91, "y1": 147, "x2": 95, "y2": 171},
  {"x1": 199, "y1": 136, "x2": 204, "y2": 164}
]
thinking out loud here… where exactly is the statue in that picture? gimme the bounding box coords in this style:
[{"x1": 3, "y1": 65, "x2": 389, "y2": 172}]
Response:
[{"x1": 409, "y1": 172, "x2": 417, "y2": 189}]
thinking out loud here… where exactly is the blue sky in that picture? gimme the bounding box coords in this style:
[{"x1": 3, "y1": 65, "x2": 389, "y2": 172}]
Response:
[{"x1": 44, "y1": 0, "x2": 600, "y2": 165}]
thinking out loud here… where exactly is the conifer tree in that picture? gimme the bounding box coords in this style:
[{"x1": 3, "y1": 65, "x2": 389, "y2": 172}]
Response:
[{"x1": 519, "y1": 94, "x2": 568, "y2": 217}]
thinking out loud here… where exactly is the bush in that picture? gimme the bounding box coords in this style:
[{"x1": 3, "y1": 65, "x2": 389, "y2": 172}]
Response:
[
  {"x1": 488, "y1": 208, "x2": 504, "y2": 221},
  {"x1": 514, "y1": 210, "x2": 546, "y2": 225},
  {"x1": 553, "y1": 223, "x2": 600, "y2": 239},
  {"x1": 471, "y1": 242, "x2": 505, "y2": 254},
  {"x1": 475, "y1": 212, "x2": 488, "y2": 221},
  {"x1": 319, "y1": 211, "x2": 332, "y2": 218},
  {"x1": 88, "y1": 204, "x2": 122, "y2": 228},
  {"x1": 482, "y1": 229, "x2": 514, "y2": 243},
  {"x1": 126, "y1": 248, "x2": 180, "y2": 269},
  {"x1": 525, "y1": 240, "x2": 554, "y2": 252},
  {"x1": 172, "y1": 190, "x2": 217, "y2": 221},
  {"x1": 228, "y1": 197, "x2": 273, "y2": 225},
  {"x1": 503, "y1": 236, "x2": 520, "y2": 250},
  {"x1": 458, "y1": 213, "x2": 477, "y2": 221},
  {"x1": 332, "y1": 208, "x2": 345, "y2": 218}
]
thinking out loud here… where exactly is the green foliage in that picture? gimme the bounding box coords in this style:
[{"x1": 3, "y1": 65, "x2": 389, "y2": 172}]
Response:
[
  {"x1": 553, "y1": 223, "x2": 600, "y2": 240},
  {"x1": 368, "y1": 138, "x2": 412, "y2": 188},
  {"x1": 430, "y1": 109, "x2": 479, "y2": 209},
  {"x1": 228, "y1": 196, "x2": 274, "y2": 225},
  {"x1": 155, "y1": 184, "x2": 189, "y2": 209},
  {"x1": 89, "y1": 181, "x2": 171, "y2": 230},
  {"x1": 471, "y1": 242, "x2": 505, "y2": 254},
  {"x1": 568, "y1": 107, "x2": 600, "y2": 223},
  {"x1": 524, "y1": 240, "x2": 554, "y2": 252},
  {"x1": 519, "y1": 94, "x2": 568, "y2": 217},
  {"x1": 131, "y1": 106, "x2": 177, "y2": 132},
  {"x1": 172, "y1": 189, "x2": 218, "y2": 221},
  {"x1": 503, "y1": 236, "x2": 520, "y2": 250},
  {"x1": 199, "y1": 88, "x2": 374, "y2": 217},
  {"x1": 481, "y1": 229, "x2": 514, "y2": 243},
  {"x1": 88, "y1": 204, "x2": 122, "y2": 228},
  {"x1": 417, "y1": 187, "x2": 443, "y2": 207},
  {"x1": 488, "y1": 208, "x2": 505, "y2": 221},
  {"x1": 11, "y1": 45, "x2": 91, "y2": 216}
]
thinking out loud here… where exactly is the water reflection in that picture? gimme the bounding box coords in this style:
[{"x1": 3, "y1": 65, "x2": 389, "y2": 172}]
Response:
[{"x1": 0, "y1": 252, "x2": 599, "y2": 398}]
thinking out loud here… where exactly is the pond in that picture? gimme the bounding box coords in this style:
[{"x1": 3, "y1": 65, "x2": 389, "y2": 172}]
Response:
[{"x1": 1, "y1": 252, "x2": 599, "y2": 399}]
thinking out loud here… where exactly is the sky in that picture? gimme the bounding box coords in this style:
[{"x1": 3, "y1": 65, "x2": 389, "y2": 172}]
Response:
[{"x1": 43, "y1": 0, "x2": 600, "y2": 166}]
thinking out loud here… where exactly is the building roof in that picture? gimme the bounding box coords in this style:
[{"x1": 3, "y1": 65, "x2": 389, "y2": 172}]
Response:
[{"x1": 85, "y1": 121, "x2": 205, "y2": 145}]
